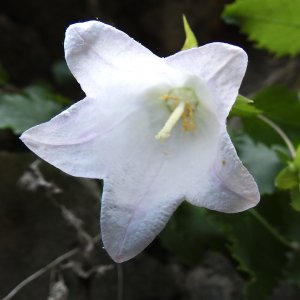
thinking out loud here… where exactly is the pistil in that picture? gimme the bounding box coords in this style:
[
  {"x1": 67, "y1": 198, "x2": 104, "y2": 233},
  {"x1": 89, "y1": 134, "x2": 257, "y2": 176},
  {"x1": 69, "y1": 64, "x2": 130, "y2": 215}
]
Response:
[{"x1": 155, "y1": 101, "x2": 186, "y2": 140}]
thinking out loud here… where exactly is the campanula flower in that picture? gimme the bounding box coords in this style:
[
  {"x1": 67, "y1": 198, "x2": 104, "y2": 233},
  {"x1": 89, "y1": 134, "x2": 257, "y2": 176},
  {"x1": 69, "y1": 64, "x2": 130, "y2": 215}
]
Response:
[{"x1": 21, "y1": 21, "x2": 259, "y2": 262}]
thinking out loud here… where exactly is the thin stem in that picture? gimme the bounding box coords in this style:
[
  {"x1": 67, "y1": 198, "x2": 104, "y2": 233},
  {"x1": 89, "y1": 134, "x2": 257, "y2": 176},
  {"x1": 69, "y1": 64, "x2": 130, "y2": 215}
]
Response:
[
  {"x1": 116, "y1": 263, "x2": 124, "y2": 300},
  {"x1": 250, "y1": 209, "x2": 296, "y2": 250},
  {"x1": 257, "y1": 114, "x2": 296, "y2": 158},
  {"x1": 3, "y1": 235, "x2": 100, "y2": 300}
]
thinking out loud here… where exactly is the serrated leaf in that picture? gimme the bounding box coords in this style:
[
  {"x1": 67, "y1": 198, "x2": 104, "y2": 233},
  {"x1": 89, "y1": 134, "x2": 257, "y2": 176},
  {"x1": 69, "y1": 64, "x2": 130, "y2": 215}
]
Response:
[
  {"x1": 256, "y1": 193, "x2": 300, "y2": 288},
  {"x1": 0, "y1": 85, "x2": 65, "y2": 134},
  {"x1": 182, "y1": 15, "x2": 198, "y2": 50},
  {"x1": 163, "y1": 194, "x2": 299, "y2": 299},
  {"x1": 230, "y1": 94, "x2": 262, "y2": 117},
  {"x1": 208, "y1": 207, "x2": 289, "y2": 300},
  {"x1": 223, "y1": 0, "x2": 300, "y2": 56},
  {"x1": 275, "y1": 166, "x2": 299, "y2": 189}
]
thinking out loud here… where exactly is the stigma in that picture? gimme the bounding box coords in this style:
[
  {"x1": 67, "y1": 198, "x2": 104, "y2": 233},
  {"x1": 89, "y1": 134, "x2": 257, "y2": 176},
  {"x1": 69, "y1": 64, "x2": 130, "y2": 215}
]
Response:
[{"x1": 155, "y1": 88, "x2": 198, "y2": 141}]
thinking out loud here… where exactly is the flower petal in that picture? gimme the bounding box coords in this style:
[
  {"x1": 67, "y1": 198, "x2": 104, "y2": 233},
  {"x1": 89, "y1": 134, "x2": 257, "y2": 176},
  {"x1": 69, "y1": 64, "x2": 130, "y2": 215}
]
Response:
[
  {"x1": 20, "y1": 92, "x2": 154, "y2": 178},
  {"x1": 64, "y1": 21, "x2": 167, "y2": 98},
  {"x1": 100, "y1": 98, "x2": 224, "y2": 262},
  {"x1": 101, "y1": 153, "x2": 183, "y2": 263},
  {"x1": 165, "y1": 43, "x2": 248, "y2": 121},
  {"x1": 20, "y1": 71, "x2": 174, "y2": 179},
  {"x1": 20, "y1": 97, "x2": 117, "y2": 178},
  {"x1": 186, "y1": 131, "x2": 260, "y2": 213}
]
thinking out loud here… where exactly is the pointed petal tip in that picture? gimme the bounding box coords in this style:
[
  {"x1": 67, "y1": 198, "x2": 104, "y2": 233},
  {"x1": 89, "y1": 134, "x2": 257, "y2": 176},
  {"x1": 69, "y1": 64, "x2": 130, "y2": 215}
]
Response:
[
  {"x1": 100, "y1": 239, "x2": 130, "y2": 263},
  {"x1": 220, "y1": 42, "x2": 247, "y2": 56},
  {"x1": 111, "y1": 254, "x2": 131, "y2": 264},
  {"x1": 243, "y1": 194, "x2": 260, "y2": 212},
  {"x1": 230, "y1": 182, "x2": 261, "y2": 213},
  {"x1": 210, "y1": 42, "x2": 248, "y2": 69},
  {"x1": 65, "y1": 20, "x2": 110, "y2": 45},
  {"x1": 19, "y1": 129, "x2": 31, "y2": 144},
  {"x1": 103, "y1": 239, "x2": 136, "y2": 264},
  {"x1": 242, "y1": 173, "x2": 261, "y2": 209},
  {"x1": 250, "y1": 185, "x2": 261, "y2": 207},
  {"x1": 66, "y1": 20, "x2": 99, "y2": 34},
  {"x1": 19, "y1": 132, "x2": 25, "y2": 142},
  {"x1": 64, "y1": 21, "x2": 101, "y2": 53},
  {"x1": 19, "y1": 126, "x2": 40, "y2": 145}
]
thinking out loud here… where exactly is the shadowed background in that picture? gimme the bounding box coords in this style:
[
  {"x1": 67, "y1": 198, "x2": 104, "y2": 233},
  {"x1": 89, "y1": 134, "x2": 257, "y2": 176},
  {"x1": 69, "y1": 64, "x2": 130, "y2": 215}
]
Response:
[{"x1": 0, "y1": 0, "x2": 299, "y2": 299}]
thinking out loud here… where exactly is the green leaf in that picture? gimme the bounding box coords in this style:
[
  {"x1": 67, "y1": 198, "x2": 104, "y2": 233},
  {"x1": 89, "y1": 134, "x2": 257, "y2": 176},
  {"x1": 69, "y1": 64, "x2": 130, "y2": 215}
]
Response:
[
  {"x1": 230, "y1": 94, "x2": 262, "y2": 117},
  {"x1": 234, "y1": 134, "x2": 283, "y2": 195},
  {"x1": 243, "y1": 117, "x2": 283, "y2": 147},
  {"x1": 273, "y1": 146, "x2": 292, "y2": 164},
  {"x1": 253, "y1": 86, "x2": 300, "y2": 129},
  {"x1": 255, "y1": 192, "x2": 300, "y2": 288},
  {"x1": 0, "y1": 84, "x2": 65, "y2": 134},
  {"x1": 243, "y1": 86, "x2": 300, "y2": 147},
  {"x1": 295, "y1": 145, "x2": 300, "y2": 170},
  {"x1": 52, "y1": 60, "x2": 74, "y2": 85},
  {"x1": 208, "y1": 207, "x2": 289, "y2": 300},
  {"x1": 25, "y1": 84, "x2": 70, "y2": 106},
  {"x1": 275, "y1": 165, "x2": 299, "y2": 189},
  {"x1": 285, "y1": 253, "x2": 300, "y2": 288},
  {"x1": 160, "y1": 202, "x2": 223, "y2": 263},
  {"x1": 182, "y1": 15, "x2": 198, "y2": 50},
  {"x1": 274, "y1": 146, "x2": 300, "y2": 211},
  {"x1": 291, "y1": 188, "x2": 300, "y2": 212},
  {"x1": 223, "y1": 0, "x2": 300, "y2": 56}
]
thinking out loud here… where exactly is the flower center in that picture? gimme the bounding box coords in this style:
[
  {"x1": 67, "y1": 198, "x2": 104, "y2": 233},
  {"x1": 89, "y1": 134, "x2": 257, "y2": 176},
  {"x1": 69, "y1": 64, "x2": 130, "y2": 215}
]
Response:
[{"x1": 155, "y1": 88, "x2": 199, "y2": 140}]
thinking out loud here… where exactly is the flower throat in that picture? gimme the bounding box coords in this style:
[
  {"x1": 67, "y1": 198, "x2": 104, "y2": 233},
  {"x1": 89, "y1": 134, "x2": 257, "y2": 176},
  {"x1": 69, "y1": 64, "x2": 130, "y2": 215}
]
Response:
[{"x1": 155, "y1": 87, "x2": 199, "y2": 140}]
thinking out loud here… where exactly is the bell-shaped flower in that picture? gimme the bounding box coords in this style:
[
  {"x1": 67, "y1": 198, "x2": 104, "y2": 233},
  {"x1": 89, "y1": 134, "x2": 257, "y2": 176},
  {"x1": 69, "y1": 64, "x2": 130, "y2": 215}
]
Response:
[{"x1": 20, "y1": 21, "x2": 260, "y2": 263}]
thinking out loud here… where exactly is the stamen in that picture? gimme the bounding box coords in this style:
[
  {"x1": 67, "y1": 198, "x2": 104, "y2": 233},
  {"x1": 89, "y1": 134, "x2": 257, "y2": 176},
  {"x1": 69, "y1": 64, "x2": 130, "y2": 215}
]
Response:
[{"x1": 155, "y1": 101, "x2": 185, "y2": 140}]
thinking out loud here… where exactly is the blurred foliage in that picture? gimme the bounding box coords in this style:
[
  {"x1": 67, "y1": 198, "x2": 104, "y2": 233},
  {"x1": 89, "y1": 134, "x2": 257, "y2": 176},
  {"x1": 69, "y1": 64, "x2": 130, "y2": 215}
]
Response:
[
  {"x1": 210, "y1": 207, "x2": 289, "y2": 300},
  {"x1": 276, "y1": 146, "x2": 300, "y2": 211},
  {"x1": 160, "y1": 16, "x2": 300, "y2": 300},
  {"x1": 243, "y1": 86, "x2": 300, "y2": 147},
  {"x1": 52, "y1": 60, "x2": 74, "y2": 86},
  {"x1": 0, "y1": 9, "x2": 299, "y2": 300},
  {"x1": 234, "y1": 134, "x2": 283, "y2": 195},
  {"x1": 162, "y1": 89, "x2": 300, "y2": 298},
  {"x1": 223, "y1": 0, "x2": 300, "y2": 56},
  {"x1": 276, "y1": 164, "x2": 299, "y2": 190},
  {"x1": 253, "y1": 86, "x2": 300, "y2": 130},
  {"x1": 160, "y1": 203, "x2": 224, "y2": 264},
  {"x1": 0, "y1": 84, "x2": 67, "y2": 134}
]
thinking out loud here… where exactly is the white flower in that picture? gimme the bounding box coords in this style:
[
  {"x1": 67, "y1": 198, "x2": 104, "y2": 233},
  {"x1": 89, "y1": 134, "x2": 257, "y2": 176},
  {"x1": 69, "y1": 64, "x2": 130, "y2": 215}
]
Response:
[{"x1": 20, "y1": 21, "x2": 260, "y2": 263}]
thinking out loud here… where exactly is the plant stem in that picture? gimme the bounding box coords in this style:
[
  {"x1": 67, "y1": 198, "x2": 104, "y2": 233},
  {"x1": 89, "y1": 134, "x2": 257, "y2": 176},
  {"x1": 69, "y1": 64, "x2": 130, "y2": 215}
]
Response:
[
  {"x1": 250, "y1": 209, "x2": 297, "y2": 251},
  {"x1": 116, "y1": 263, "x2": 124, "y2": 300},
  {"x1": 257, "y1": 114, "x2": 296, "y2": 158},
  {"x1": 2, "y1": 235, "x2": 101, "y2": 300}
]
